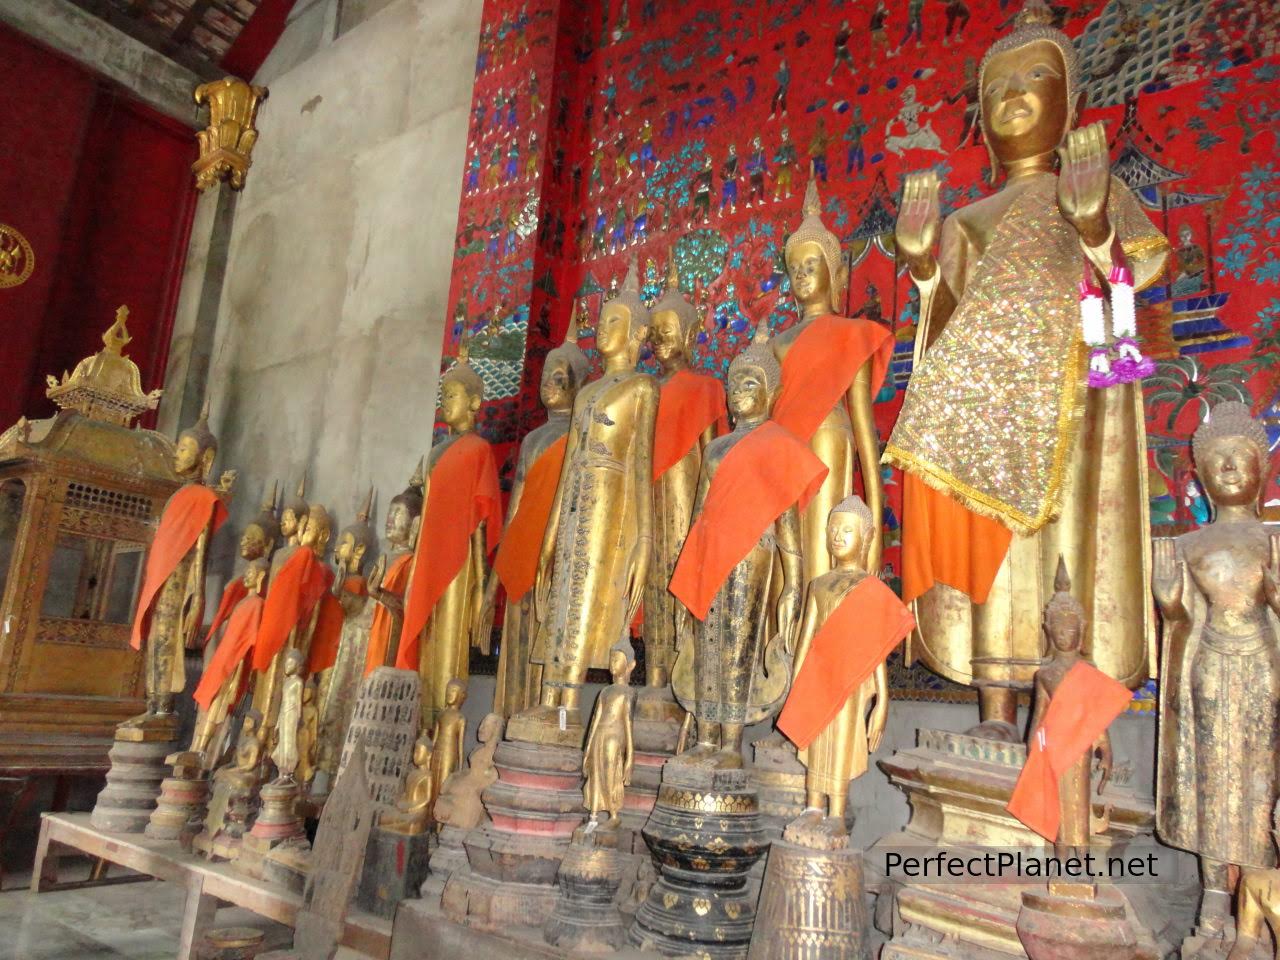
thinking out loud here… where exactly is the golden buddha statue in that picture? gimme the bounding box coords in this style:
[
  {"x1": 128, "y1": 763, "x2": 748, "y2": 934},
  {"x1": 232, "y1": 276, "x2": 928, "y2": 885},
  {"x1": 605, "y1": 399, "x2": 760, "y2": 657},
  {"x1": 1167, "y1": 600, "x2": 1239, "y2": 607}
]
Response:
[
  {"x1": 645, "y1": 251, "x2": 725, "y2": 688},
  {"x1": 124, "y1": 403, "x2": 236, "y2": 731},
  {"x1": 516, "y1": 259, "x2": 658, "y2": 744},
  {"x1": 886, "y1": 0, "x2": 1168, "y2": 722},
  {"x1": 773, "y1": 180, "x2": 891, "y2": 590},
  {"x1": 271, "y1": 477, "x2": 309, "y2": 578},
  {"x1": 429, "y1": 679, "x2": 468, "y2": 805},
  {"x1": 272, "y1": 649, "x2": 305, "y2": 783},
  {"x1": 670, "y1": 321, "x2": 821, "y2": 768},
  {"x1": 1153, "y1": 401, "x2": 1280, "y2": 933},
  {"x1": 487, "y1": 315, "x2": 589, "y2": 717},
  {"x1": 191, "y1": 558, "x2": 270, "y2": 766},
  {"x1": 313, "y1": 489, "x2": 377, "y2": 788},
  {"x1": 380, "y1": 736, "x2": 436, "y2": 836},
  {"x1": 784, "y1": 497, "x2": 893, "y2": 848},
  {"x1": 582, "y1": 648, "x2": 636, "y2": 826},
  {"x1": 366, "y1": 463, "x2": 424, "y2": 672},
  {"x1": 398, "y1": 337, "x2": 502, "y2": 729}
]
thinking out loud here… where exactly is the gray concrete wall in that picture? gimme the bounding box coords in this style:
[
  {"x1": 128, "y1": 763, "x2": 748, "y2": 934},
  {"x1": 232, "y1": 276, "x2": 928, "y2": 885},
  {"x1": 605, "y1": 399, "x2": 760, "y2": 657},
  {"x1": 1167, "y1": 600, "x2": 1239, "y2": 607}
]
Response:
[{"x1": 202, "y1": 0, "x2": 482, "y2": 583}]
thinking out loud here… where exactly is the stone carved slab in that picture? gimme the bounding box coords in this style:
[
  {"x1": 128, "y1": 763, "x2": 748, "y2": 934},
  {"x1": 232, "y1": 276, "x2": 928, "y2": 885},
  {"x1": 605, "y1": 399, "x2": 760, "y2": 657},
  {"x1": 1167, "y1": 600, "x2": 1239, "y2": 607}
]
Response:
[{"x1": 336, "y1": 666, "x2": 420, "y2": 809}]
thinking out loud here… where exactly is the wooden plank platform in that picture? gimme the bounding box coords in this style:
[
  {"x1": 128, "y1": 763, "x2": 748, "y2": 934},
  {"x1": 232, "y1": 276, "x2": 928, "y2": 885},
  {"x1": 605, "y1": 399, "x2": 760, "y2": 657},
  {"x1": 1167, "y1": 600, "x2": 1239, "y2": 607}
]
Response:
[{"x1": 32, "y1": 812, "x2": 392, "y2": 960}]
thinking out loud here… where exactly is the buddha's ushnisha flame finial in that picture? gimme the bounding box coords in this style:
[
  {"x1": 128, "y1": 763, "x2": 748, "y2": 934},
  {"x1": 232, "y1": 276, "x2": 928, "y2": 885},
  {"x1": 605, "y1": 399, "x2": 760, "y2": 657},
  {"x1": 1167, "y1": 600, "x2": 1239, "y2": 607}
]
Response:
[
  {"x1": 605, "y1": 254, "x2": 650, "y2": 327},
  {"x1": 802, "y1": 177, "x2": 822, "y2": 219},
  {"x1": 410, "y1": 456, "x2": 425, "y2": 489},
  {"x1": 547, "y1": 301, "x2": 590, "y2": 382},
  {"x1": 1054, "y1": 554, "x2": 1071, "y2": 594},
  {"x1": 358, "y1": 485, "x2": 374, "y2": 523},
  {"x1": 651, "y1": 246, "x2": 700, "y2": 336},
  {"x1": 260, "y1": 479, "x2": 277, "y2": 512}
]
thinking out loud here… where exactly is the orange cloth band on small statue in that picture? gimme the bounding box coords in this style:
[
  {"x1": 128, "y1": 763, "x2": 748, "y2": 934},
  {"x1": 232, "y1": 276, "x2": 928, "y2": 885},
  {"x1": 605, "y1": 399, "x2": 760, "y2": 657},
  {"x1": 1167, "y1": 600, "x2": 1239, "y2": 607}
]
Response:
[
  {"x1": 669, "y1": 421, "x2": 827, "y2": 621},
  {"x1": 251, "y1": 548, "x2": 334, "y2": 671},
  {"x1": 1007, "y1": 660, "x2": 1132, "y2": 842},
  {"x1": 305, "y1": 592, "x2": 347, "y2": 675},
  {"x1": 652, "y1": 369, "x2": 727, "y2": 480},
  {"x1": 778, "y1": 576, "x2": 915, "y2": 749},
  {"x1": 492, "y1": 433, "x2": 568, "y2": 603},
  {"x1": 900, "y1": 473, "x2": 1012, "y2": 605},
  {"x1": 131, "y1": 484, "x2": 227, "y2": 650},
  {"x1": 397, "y1": 433, "x2": 502, "y2": 671},
  {"x1": 772, "y1": 314, "x2": 893, "y2": 443},
  {"x1": 364, "y1": 553, "x2": 413, "y2": 676},
  {"x1": 194, "y1": 594, "x2": 264, "y2": 711},
  {"x1": 204, "y1": 578, "x2": 248, "y2": 649}
]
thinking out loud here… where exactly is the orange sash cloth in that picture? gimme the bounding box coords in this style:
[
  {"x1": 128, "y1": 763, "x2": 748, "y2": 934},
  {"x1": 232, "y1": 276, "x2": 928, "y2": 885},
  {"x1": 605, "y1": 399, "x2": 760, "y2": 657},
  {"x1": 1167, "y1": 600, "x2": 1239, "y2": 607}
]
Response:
[
  {"x1": 305, "y1": 580, "x2": 358, "y2": 674},
  {"x1": 364, "y1": 552, "x2": 414, "y2": 676},
  {"x1": 669, "y1": 422, "x2": 827, "y2": 621},
  {"x1": 193, "y1": 594, "x2": 264, "y2": 711},
  {"x1": 1007, "y1": 660, "x2": 1133, "y2": 842},
  {"x1": 203, "y1": 578, "x2": 248, "y2": 649},
  {"x1": 772, "y1": 314, "x2": 893, "y2": 443},
  {"x1": 251, "y1": 548, "x2": 334, "y2": 671},
  {"x1": 396, "y1": 433, "x2": 503, "y2": 670},
  {"x1": 491, "y1": 434, "x2": 569, "y2": 603},
  {"x1": 777, "y1": 576, "x2": 916, "y2": 749},
  {"x1": 131, "y1": 484, "x2": 227, "y2": 650},
  {"x1": 900, "y1": 473, "x2": 1012, "y2": 605},
  {"x1": 652, "y1": 370, "x2": 727, "y2": 480}
]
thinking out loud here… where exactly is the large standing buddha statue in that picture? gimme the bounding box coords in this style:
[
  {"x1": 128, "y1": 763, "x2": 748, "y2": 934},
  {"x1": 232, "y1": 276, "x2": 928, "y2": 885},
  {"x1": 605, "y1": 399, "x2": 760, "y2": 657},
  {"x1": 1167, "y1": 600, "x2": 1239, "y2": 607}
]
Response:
[{"x1": 885, "y1": 0, "x2": 1168, "y2": 722}]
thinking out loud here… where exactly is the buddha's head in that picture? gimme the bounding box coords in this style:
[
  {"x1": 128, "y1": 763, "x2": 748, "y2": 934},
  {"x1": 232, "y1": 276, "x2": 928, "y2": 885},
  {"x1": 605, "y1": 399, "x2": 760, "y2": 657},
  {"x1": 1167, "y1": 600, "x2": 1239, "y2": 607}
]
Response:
[
  {"x1": 827, "y1": 495, "x2": 874, "y2": 572},
  {"x1": 240, "y1": 481, "x2": 280, "y2": 560},
  {"x1": 979, "y1": 0, "x2": 1079, "y2": 179},
  {"x1": 280, "y1": 476, "x2": 309, "y2": 544},
  {"x1": 609, "y1": 646, "x2": 636, "y2": 684},
  {"x1": 598, "y1": 258, "x2": 649, "y2": 364},
  {"x1": 477, "y1": 712, "x2": 503, "y2": 745},
  {"x1": 300, "y1": 503, "x2": 332, "y2": 558},
  {"x1": 242, "y1": 558, "x2": 270, "y2": 596},
  {"x1": 648, "y1": 249, "x2": 700, "y2": 370},
  {"x1": 1042, "y1": 557, "x2": 1085, "y2": 653},
  {"x1": 412, "y1": 735, "x2": 433, "y2": 769},
  {"x1": 174, "y1": 400, "x2": 217, "y2": 482},
  {"x1": 444, "y1": 678, "x2": 467, "y2": 710},
  {"x1": 335, "y1": 488, "x2": 377, "y2": 575},
  {"x1": 542, "y1": 311, "x2": 590, "y2": 414},
  {"x1": 386, "y1": 462, "x2": 424, "y2": 550},
  {"x1": 439, "y1": 335, "x2": 484, "y2": 433},
  {"x1": 1192, "y1": 400, "x2": 1269, "y2": 513},
  {"x1": 727, "y1": 315, "x2": 781, "y2": 425},
  {"x1": 283, "y1": 647, "x2": 303, "y2": 678},
  {"x1": 785, "y1": 180, "x2": 846, "y2": 315}
]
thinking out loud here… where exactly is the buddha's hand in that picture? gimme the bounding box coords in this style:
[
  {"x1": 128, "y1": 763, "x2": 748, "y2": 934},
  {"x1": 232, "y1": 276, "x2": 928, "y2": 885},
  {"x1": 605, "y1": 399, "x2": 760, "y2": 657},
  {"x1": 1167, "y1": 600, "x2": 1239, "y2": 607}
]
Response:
[
  {"x1": 1094, "y1": 736, "x2": 1114, "y2": 795},
  {"x1": 368, "y1": 555, "x2": 387, "y2": 593},
  {"x1": 776, "y1": 587, "x2": 800, "y2": 655},
  {"x1": 534, "y1": 550, "x2": 553, "y2": 622},
  {"x1": 1056, "y1": 122, "x2": 1112, "y2": 247},
  {"x1": 1151, "y1": 538, "x2": 1184, "y2": 615},
  {"x1": 1263, "y1": 533, "x2": 1280, "y2": 613},
  {"x1": 868, "y1": 700, "x2": 888, "y2": 753},
  {"x1": 895, "y1": 170, "x2": 941, "y2": 281}
]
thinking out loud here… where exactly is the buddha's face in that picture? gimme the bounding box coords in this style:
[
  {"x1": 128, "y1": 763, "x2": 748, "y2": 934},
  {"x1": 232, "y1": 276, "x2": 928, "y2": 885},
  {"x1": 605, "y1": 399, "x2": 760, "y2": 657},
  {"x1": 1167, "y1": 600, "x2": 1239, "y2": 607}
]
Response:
[
  {"x1": 174, "y1": 435, "x2": 202, "y2": 477},
  {"x1": 1045, "y1": 608, "x2": 1084, "y2": 652},
  {"x1": 240, "y1": 523, "x2": 268, "y2": 560},
  {"x1": 827, "y1": 510, "x2": 869, "y2": 567},
  {"x1": 445, "y1": 680, "x2": 467, "y2": 709},
  {"x1": 280, "y1": 508, "x2": 302, "y2": 540},
  {"x1": 982, "y1": 39, "x2": 1070, "y2": 161},
  {"x1": 1199, "y1": 436, "x2": 1263, "y2": 508},
  {"x1": 649, "y1": 308, "x2": 689, "y2": 366},
  {"x1": 787, "y1": 240, "x2": 833, "y2": 310},
  {"x1": 335, "y1": 531, "x2": 356, "y2": 568},
  {"x1": 242, "y1": 563, "x2": 268, "y2": 594},
  {"x1": 540, "y1": 357, "x2": 575, "y2": 412},
  {"x1": 609, "y1": 649, "x2": 631, "y2": 681},
  {"x1": 597, "y1": 301, "x2": 639, "y2": 357},
  {"x1": 728, "y1": 364, "x2": 770, "y2": 423},
  {"x1": 440, "y1": 379, "x2": 478, "y2": 429},
  {"x1": 300, "y1": 509, "x2": 330, "y2": 554},
  {"x1": 385, "y1": 502, "x2": 414, "y2": 545},
  {"x1": 413, "y1": 738, "x2": 432, "y2": 767}
]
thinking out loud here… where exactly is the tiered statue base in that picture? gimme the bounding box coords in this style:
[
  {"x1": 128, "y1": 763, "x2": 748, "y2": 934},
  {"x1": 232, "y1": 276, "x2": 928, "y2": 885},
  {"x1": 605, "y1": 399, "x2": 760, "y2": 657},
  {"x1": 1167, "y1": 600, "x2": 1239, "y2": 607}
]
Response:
[
  {"x1": 748, "y1": 837, "x2": 870, "y2": 960},
  {"x1": 235, "y1": 779, "x2": 309, "y2": 883},
  {"x1": 422, "y1": 824, "x2": 468, "y2": 902},
  {"x1": 749, "y1": 732, "x2": 808, "y2": 841},
  {"x1": 872, "y1": 728, "x2": 1185, "y2": 960},
  {"x1": 357, "y1": 826, "x2": 435, "y2": 919},
  {"x1": 91, "y1": 719, "x2": 180, "y2": 834},
  {"x1": 145, "y1": 751, "x2": 210, "y2": 845},
  {"x1": 629, "y1": 758, "x2": 769, "y2": 959},
  {"x1": 442, "y1": 735, "x2": 585, "y2": 930},
  {"x1": 1016, "y1": 884, "x2": 1147, "y2": 960},
  {"x1": 544, "y1": 822, "x2": 628, "y2": 953}
]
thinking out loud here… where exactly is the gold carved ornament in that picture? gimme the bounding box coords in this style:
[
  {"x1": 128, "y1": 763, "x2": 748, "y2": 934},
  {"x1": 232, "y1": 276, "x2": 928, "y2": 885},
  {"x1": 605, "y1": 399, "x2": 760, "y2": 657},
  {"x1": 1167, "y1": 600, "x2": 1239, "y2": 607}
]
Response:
[
  {"x1": 192, "y1": 78, "x2": 268, "y2": 192},
  {"x1": 0, "y1": 223, "x2": 35, "y2": 289}
]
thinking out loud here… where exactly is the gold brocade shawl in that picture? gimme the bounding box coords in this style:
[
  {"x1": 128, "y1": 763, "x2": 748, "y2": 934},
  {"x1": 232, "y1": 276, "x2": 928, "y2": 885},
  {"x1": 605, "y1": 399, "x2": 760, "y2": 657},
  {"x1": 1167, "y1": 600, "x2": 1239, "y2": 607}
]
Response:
[{"x1": 885, "y1": 174, "x2": 1165, "y2": 534}]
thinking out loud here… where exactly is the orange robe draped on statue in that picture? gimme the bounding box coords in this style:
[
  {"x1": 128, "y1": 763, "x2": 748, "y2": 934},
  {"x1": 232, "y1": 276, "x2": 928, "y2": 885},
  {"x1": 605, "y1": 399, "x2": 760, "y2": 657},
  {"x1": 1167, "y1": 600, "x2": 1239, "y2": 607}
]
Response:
[
  {"x1": 193, "y1": 594, "x2": 264, "y2": 711},
  {"x1": 203, "y1": 579, "x2": 248, "y2": 649},
  {"x1": 363, "y1": 553, "x2": 414, "y2": 675},
  {"x1": 652, "y1": 369, "x2": 727, "y2": 480},
  {"x1": 772, "y1": 314, "x2": 893, "y2": 443},
  {"x1": 670, "y1": 422, "x2": 827, "y2": 620},
  {"x1": 778, "y1": 576, "x2": 915, "y2": 749},
  {"x1": 131, "y1": 484, "x2": 227, "y2": 650},
  {"x1": 251, "y1": 548, "x2": 334, "y2": 672},
  {"x1": 1007, "y1": 660, "x2": 1132, "y2": 842},
  {"x1": 396, "y1": 433, "x2": 502, "y2": 671},
  {"x1": 492, "y1": 434, "x2": 568, "y2": 603}
]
